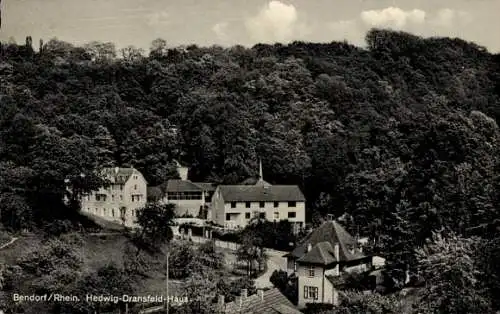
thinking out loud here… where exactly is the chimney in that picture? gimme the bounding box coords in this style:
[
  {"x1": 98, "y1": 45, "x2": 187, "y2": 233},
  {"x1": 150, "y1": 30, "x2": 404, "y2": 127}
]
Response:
[
  {"x1": 257, "y1": 289, "x2": 264, "y2": 301},
  {"x1": 307, "y1": 243, "x2": 312, "y2": 252},
  {"x1": 334, "y1": 243, "x2": 339, "y2": 261},
  {"x1": 114, "y1": 167, "x2": 119, "y2": 174},
  {"x1": 217, "y1": 295, "x2": 225, "y2": 311},
  {"x1": 175, "y1": 161, "x2": 189, "y2": 181},
  {"x1": 241, "y1": 289, "x2": 248, "y2": 299}
]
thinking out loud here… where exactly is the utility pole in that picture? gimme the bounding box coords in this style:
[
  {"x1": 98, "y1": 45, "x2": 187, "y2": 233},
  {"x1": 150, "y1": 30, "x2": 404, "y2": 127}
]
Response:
[{"x1": 165, "y1": 251, "x2": 170, "y2": 314}]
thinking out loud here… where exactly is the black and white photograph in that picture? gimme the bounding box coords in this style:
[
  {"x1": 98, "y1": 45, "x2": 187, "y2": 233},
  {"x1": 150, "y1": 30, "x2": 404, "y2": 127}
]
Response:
[{"x1": 0, "y1": 0, "x2": 499, "y2": 313}]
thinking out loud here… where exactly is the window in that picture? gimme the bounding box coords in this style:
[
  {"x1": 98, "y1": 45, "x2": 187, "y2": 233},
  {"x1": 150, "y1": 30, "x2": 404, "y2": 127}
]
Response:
[
  {"x1": 103, "y1": 208, "x2": 107, "y2": 216},
  {"x1": 112, "y1": 209, "x2": 115, "y2": 217},
  {"x1": 226, "y1": 214, "x2": 231, "y2": 221},
  {"x1": 308, "y1": 265, "x2": 315, "y2": 277},
  {"x1": 120, "y1": 185, "x2": 124, "y2": 191},
  {"x1": 259, "y1": 213, "x2": 265, "y2": 219},
  {"x1": 120, "y1": 195, "x2": 123, "y2": 201},
  {"x1": 288, "y1": 201, "x2": 296, "y2": 207},
  {"x1": 111, "y1": 195, "x2": 114, "y2": 201},
  {"x1": 274, "y1": 212, "x2": 279, "y2": 219},
  {"x1": 288, "y1": 212, "x2": 296, "y2": 218},
  {"x1": 259, "y1": 201, "x2": 265, "y2": 208},
  {"x1": 245, "y1": 202, "x2": 251, "y2": 208},
  {"x1": 95, "y1": 194, "x2": 107, "y2": 202},
  {"x1": 304, "y1": 286, "x2": 318, "y2": 300},
  {"x1": 231, "y1": 202, "x2": 237, "y2": 208},
  {"x1": 134, "y1": 184, "x2": 137, "y2": 190},
  {"x1": 167, "y1": 192, "x2": 203, "y2": 200},
  {"x1": 273, "y1": 201, "x2": 279, "y2": 208},
  {"x1": 245, "y1": 213, "x2": 251, "y2": 219}
]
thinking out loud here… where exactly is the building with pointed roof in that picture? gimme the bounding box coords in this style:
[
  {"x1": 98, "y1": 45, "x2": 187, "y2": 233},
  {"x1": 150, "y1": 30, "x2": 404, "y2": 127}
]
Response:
[
  {"x1": 80, "y1": 167, "x2": 147, "y2": 228},
  {"x1": 209, "y1": 160, "x2": 306, "y2": 232},
  {"x1": 154, "y1": 161, "x2": 216, "y2": 217},
  {"x1": 218, "y1": 288, "x2": 302, "y2": 314},
  {"x1": 285, "y1": 219, "x2": 375, "y2": 308}
]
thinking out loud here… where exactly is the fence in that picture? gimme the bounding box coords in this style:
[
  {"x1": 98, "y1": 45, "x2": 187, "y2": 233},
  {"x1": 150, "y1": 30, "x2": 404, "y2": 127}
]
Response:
[
  {"x1": 185, "y1": 235, "x2": 241, "y2": 251},
  {"x1": 185, "y1": 234, "x2": 290, "y2": 259}
]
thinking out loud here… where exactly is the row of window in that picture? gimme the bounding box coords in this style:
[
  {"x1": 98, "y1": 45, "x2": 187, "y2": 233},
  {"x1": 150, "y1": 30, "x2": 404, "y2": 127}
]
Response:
[
  {"x1": 102, "y1": 182, "x2": 141, "y2": 193},
  {"x1": 90, "y1": 194, "x2": 143, "y2": 202},
  {"x1": 167, "y1": 192, "x2": 208, "y2": 200},
  {"x1": 225, "y1": 211, "x2": 296, "y2": 221},
  {"x1": 86, "y1": 207, "x2": 138, "y2": 218},
  {"x1": 230, "y1": 201, "x2": 297, "y2": 209}
]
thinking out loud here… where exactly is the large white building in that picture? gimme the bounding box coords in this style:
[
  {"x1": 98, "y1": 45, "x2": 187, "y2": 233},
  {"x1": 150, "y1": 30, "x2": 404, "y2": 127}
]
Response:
[
  {"x1": 80, "y1": 167, "x2": 147, "y2": 228},
  {"x1": 208, "y1": 161, "x2": 306, "y2": 232}
]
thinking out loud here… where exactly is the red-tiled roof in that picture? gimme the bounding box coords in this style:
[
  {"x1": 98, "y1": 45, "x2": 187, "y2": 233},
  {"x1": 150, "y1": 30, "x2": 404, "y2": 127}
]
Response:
[
  {"x1": 218, "y1": 185, "x2": 305, "y2": 202},
  {"x1": 223, "y1": 288, "x2": 300, "y2": 314}
]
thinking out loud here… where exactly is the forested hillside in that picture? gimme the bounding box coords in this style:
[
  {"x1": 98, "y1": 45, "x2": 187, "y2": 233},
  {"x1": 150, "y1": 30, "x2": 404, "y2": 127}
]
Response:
[{"x1": 1, "y1": 29, "x2": 500, "y2": 281}]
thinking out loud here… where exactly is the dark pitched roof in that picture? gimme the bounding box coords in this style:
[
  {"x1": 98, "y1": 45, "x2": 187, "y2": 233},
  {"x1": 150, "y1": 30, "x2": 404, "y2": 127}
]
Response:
[
  {"x1": 297, "y1": 241, "x2": 337, "y2": 265},
  {"x1": 289, "y1": 221, "x2": 365, "y2": 263},
  {"x1": 224, "y1": 288, "x2": 301, "y2": 314},
  {"x1": 218, "y1": 185, "x2": 305, "y2": 202},
  {"x1": 326, "y1": 274, "x2": 347, "y2": 286},
  {"x1": 102, "y1": 167, "x2": 136, "y2": 184},
  {"x1": 193, "y1": 182, "x2": 217, "y2": 192},
  {"x1": 166, "y1": 179, "x2": 204, "y2": 192}
]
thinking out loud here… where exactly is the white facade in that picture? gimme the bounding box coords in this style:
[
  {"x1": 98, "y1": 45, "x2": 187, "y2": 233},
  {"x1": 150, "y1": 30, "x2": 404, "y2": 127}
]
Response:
[
  {"x1": 80, "y1": 167, "x2": 147, "y2": 228},
  {"x1": 297, "y1": 264, "x2": 339, "y2": 308},
  {"x1": 210, "y1": 186, "x2": 306, "y2": 231}
]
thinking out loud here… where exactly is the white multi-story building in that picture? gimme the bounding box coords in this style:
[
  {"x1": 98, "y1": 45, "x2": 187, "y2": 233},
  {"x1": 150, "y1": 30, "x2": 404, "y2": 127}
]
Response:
[
  {"x1": 80, "y1": 167, "x2": 147, "y2": 228},
  {"x1": 209, "y1": 161, "x2": 306, "y2": 232}
]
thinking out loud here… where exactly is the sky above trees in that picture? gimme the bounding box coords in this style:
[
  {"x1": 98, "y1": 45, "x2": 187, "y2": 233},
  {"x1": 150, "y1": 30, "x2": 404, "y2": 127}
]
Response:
[{"x1": 1, "y1": 0, "x2": 500, "y2": 52}]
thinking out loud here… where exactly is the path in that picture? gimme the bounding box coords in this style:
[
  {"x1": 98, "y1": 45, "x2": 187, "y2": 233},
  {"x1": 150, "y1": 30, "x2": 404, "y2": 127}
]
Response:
[
  {"x1": 255, "y1": 249, "x2": 287, "y2": 289},
  {"x1": 0, "y1": 237, "x2": 18, "y2": 250},
  {"x1": 187, "y1": 235, "x2": 288, "y2": 288}
]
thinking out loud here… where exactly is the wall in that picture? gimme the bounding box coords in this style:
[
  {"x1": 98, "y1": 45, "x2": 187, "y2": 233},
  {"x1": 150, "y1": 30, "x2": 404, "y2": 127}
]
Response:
[
  {"x1": 161, "y1": 198, "x2": 206, "y2": 217},
  {"x1": 286, "y1": 258, "x2": 296, "y2": 275},
  {"x1": 81, "y1": 169, "x2": 147, "y2": 228},
  {"x1": 122, "y1": 170, "x2": 147, "y2": 226},
  {"x1": 210, "y1": 187, "x2": 226, "y2": 226},
  {"x1": 297, "y1": 263, "x2": 325, "y2": 308},
  {"x1": 214, "y1": 199, "x2": 306, "y2": 230}
]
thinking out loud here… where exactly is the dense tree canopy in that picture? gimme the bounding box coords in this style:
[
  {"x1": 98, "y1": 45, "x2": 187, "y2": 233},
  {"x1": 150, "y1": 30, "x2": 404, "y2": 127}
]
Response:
[{"x1": 1, "y1": 29, "x2": 500, "y2": 311}]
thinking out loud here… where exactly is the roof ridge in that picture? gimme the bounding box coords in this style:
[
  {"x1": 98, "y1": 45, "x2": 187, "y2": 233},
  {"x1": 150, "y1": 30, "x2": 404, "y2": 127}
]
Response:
[{"x1": 317, "y1": 241, "x2": 333, "y2": 263}]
